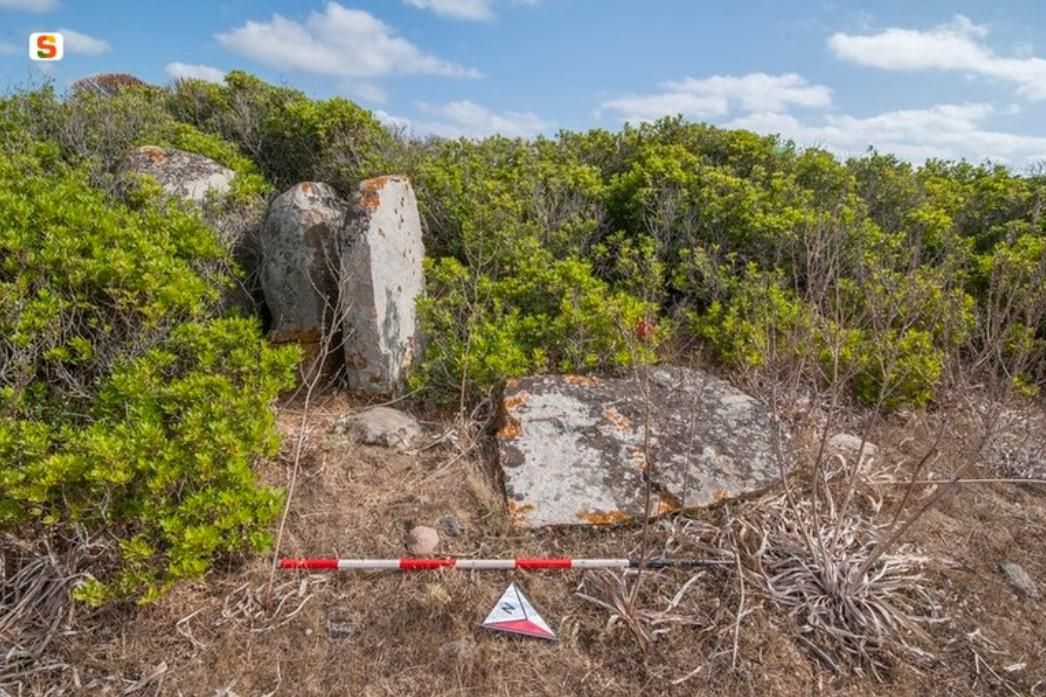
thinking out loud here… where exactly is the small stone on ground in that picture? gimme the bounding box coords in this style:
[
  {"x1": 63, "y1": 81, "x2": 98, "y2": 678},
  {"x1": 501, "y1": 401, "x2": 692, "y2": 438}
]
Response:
[
  {"x1": 331, "y1": 406, "x2": 422, "y2": 450},
  {"x1": 405, "y1": 525, "x2": 439, "y2": 555},
  {"x1": 999, "y1": 562, "x2": 1040, "y2": 599}
]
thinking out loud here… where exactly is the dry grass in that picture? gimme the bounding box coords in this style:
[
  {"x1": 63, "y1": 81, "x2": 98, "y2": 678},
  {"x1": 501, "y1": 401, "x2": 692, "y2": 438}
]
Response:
[{"x1": 3, "y1": 391, "x2": 1045, "y2": 696}]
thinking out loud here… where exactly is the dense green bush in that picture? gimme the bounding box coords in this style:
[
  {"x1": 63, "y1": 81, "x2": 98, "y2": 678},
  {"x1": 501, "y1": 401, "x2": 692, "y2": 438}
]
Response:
[
  {"x1": 0, "y1": 136, "x2": 298, "y2": 603},
  {"x1": 167, "y1": 71, "x2": 392, "y2": 194},
  {"x1": 412, "y1": 242, "x2": 658, "y2": 400}
]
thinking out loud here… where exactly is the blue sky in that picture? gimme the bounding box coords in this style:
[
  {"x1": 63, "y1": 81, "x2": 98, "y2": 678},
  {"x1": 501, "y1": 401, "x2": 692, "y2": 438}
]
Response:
[{"x1": 3, "y1": 0, "x2": 1046, "y2": 166}]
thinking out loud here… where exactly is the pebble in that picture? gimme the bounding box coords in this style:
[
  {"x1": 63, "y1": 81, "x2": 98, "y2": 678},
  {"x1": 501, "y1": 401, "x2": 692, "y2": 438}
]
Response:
[
  {"x1": 437, "y1": 515, "x2": 463, "y2": 537},
  {"x1": 999, "y1": 562, "x2": 1040, "y2": 599},
  {"x1": 405, "y1": 525, "x2": 440, "y2": 555}
]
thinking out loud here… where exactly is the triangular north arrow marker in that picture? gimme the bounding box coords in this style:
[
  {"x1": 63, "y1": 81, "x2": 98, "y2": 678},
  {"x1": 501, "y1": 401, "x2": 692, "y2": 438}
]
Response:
[{"x1": 482, "y1": 582, "x2": 556, "y2": 641}]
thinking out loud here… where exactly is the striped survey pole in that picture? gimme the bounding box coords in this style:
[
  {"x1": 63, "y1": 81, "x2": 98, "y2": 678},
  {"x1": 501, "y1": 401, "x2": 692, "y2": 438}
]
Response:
[{"x1": 279, "y1": 557, "x2": 729, "y2": 571}]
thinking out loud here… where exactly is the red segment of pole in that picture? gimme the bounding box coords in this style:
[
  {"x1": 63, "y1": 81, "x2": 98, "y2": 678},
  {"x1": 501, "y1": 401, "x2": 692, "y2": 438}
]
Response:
[
  {"x1": 399, "y1": 558, "x2": 456, "y2": 570},
  {"x1": 279, "y1": 558, "x2": 338, "y2": 570},
  {"x1": 516, "y1": 557, "x2": 571, "y2": 569}
]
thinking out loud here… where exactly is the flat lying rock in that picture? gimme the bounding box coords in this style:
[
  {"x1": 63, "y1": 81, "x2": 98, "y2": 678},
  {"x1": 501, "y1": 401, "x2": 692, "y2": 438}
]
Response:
[
  {"x1": 340, "y1": 176, "x2": 424, "y2": 395},
  {"x1": 331, "y1": 406, "x2": 422, "y2": 450},
  {"x1": 828, "y1": 433, "x2": 879, "y2": 457},
  {"x1": 496, "y1": 367, "x2": 787, "y2": 527}
]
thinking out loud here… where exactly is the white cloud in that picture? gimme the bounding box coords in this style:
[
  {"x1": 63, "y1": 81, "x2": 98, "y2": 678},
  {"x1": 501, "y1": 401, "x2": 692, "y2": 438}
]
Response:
[
  {"x1": 598, "y1": 73, "x2": 832, "y2": 122},
  {"x1": 165, "y1": 62, "x2": 226, "y2": 83},
  {"x1": 374, "y1": 109, "x2": 412, "y2": 131},
  {"x1": 216, "y1": 2, "x2": 480, "y2": 79},
  {"x1": 404, "y1": 0, "x2": 540, "y2": 20},
  {"x1": 829, "y1": 15, "x2": 1046, "y2": 100},
  {"x1": 0, "y1": 0, "x2": 58, "y2": 11},
  {"x1": 58, "y1": 28, "x2": 109, "y2": 54},
  {"x1": 725, "y1": 103, "x2": 1046, "y2": 167},
  {"x1": 340, "y1": 79, "x2": 387, "y2": 104},
  {"x1": 416, "y1": 99, "x2": 552, "y2": 138},
  {"x1": 404, "y1": 0, "x2": 494, "y2": 21}
]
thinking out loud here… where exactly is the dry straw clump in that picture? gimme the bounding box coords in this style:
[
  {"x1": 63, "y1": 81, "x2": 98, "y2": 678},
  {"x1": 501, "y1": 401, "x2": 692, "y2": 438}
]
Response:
[{"x1": 736, "y1": 490, "x2": 943, "y2": 680}]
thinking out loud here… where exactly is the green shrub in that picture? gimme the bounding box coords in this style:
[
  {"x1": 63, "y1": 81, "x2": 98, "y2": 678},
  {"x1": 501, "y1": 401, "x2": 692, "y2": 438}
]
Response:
[
  {"x1": 0, "y1": 139, "x2": 298, "y2": 603},
  {"x1": 168, "y1": 71, "x2": 392, "y2": 194},
  {"x1": 411, "y1": 244, "x2": 658, "y2": 400}
]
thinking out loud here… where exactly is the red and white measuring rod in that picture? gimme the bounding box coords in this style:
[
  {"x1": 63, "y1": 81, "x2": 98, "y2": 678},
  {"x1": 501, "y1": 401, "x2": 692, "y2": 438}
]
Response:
[{"x1": 279, "y1": 557, "x2": 728, "y2": 571}]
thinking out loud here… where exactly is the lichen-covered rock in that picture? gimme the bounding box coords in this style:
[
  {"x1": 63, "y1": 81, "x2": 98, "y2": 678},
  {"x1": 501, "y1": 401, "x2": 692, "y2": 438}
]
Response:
[
  {"x1": 260, "y1": 182, "x2": 347, "y2": 375},
  {"x1": 496, "y1": 367, "x2": 787, "y2": 527},
  {"x1": 121, "y1": 146, "x2": 234, "y2": 204},
  {"x1": 330, "y1": 406, "x2": 422, "y2": 450},
  {"x1": 340, "y1": 176, "x2": 424, "y2": 395}
]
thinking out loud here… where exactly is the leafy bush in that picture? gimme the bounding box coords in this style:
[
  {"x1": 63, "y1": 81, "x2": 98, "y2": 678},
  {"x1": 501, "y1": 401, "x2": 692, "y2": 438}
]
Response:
[
  {"x1": 0, "y1": 138, "x2": 297, "y2": 603},
  {"x1": 411, "y1": 244, "x2": 658, "y2": 400},
  {"x1": 167, "y1": 71, "x2": 392, "y2": 194}
]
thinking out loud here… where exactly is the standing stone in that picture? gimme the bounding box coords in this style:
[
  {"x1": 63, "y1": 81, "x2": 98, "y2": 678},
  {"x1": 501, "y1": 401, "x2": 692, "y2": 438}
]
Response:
[
  {"x1": 496, "y1": 367, "x2": 787, "y2": 527},
  {"x1": 259, "y1": 182, "x2": 347, "y2": 376},
  {"x1": 341, "y1": 176, "x2": 424, "y2": 395}
]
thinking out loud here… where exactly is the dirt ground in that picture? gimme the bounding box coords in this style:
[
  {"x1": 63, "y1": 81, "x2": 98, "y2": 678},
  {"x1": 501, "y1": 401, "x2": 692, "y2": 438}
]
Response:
[{"x1": 15, "y1": 392, "x2": 1046, "y2": 697}]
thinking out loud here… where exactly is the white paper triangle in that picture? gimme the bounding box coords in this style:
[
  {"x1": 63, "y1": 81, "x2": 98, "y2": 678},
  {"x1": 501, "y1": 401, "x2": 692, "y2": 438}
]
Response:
[{"x1": 482, "y1": 582, "x2": 556, "y2": 641}]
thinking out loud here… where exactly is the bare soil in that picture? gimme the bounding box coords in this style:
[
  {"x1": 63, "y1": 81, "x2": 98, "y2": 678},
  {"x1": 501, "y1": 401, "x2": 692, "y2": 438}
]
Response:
[{"x1": 16, "y1": 394, "x2": 1046, "y2": 696}]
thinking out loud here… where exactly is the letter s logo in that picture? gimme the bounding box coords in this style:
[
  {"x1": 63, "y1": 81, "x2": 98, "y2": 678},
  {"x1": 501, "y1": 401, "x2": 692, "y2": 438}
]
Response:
[{"x1": 30, "y1": 33, "x2": 63, "y2": 61}]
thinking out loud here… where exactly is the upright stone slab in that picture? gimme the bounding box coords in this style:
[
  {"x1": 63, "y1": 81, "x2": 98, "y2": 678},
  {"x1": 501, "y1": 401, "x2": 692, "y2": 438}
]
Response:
[
  {"x1": 259, "y1": 182, "x2": 347, "y2": 375},
  {"x1": 340, "y1": 176, "x2": 424, "y2": 395},
  {"x1": 497, "y1": 367, "x2": 787, "y2": 527}
]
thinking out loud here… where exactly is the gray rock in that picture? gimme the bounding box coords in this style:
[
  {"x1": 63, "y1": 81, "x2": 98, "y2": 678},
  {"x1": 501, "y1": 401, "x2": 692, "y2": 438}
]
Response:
[
  {"x1": 405, "y1": 525, "x2": 440, "y2": 555},
  {"x1": 999, "y1": 562, "x2": 1040, "y2": 599},
  {"x1": 437, "y1": 515, "x2": 463, "y2": 537},
  {"x1": 497, "y1": 367, "x2": 787, "y2": 527},
  {"x1": 828, "y1": 433, "x2": 879, "y2": 458},
  {"x1": 121, "y1": 146, "x2": 234, "y2": 204},
  {"x1": 260, "y1": 182, "x2": 347, "y2": 376},
  {"x1": 331, "y1": 406, "x2": 422, "y2": 450},
  {"x1": 340, "y1": 176, "x2": 424, "y2": 395}
]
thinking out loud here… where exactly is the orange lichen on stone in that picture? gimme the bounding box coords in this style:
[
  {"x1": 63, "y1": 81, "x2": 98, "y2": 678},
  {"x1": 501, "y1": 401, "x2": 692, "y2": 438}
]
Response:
[
  {"x1": 503, "y1": 392, "x2": 528, "y2": 411},
  {"x1": 564, "y1": 374, "x2": 598, "y2": 387},
  {"x1": 140, "y1": 145, "x2": 166, "y2": 163},
  {"x1": 300, "y1": 182, "x2": 313, "y2": 193},
  {"x1": 657, "y1": 490, "x2": 682, "y2": 515},
  {"x1": 576, "y1": 509, "x2": 632, "y2": 526},
  {"x1": 505, "y1": 378, "x2": 518, "y2": 389},
  {"x1": 713, "y1": 489, "x2": 729, "y2": 502},
  {"x1": 359, "y1": 176, "x2": 392, "y2": 211},
  {"x1": 602, "y1": 406, "x2": 632, "y2": 431},
  {"x1": 497, "y1": 415, "x2": 521, "y2": 440},
  {"x1": 267, "y1": 328, "x2": 322, "y2": 345},
  {"x1": 507, "y1": 500, "x2": 534, "y2": 526}
]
